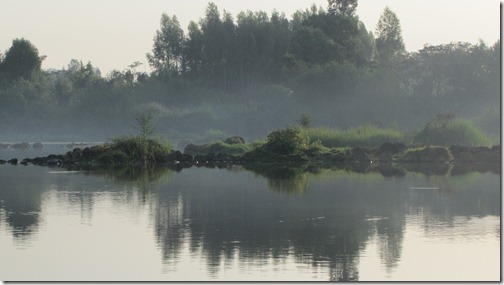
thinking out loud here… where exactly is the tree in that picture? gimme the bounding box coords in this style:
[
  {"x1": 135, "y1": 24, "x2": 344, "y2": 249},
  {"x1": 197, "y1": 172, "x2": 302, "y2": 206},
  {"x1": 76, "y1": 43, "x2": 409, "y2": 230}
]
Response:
[
  {"x1": 135, "y1": 112, "x2": 155, "y2": 140},
  {"x1": 328, "y1": 0, "x2": 358, "y2": 16},
  {"x1": 374, "y1": 7, "x2": 405, "y2": 66},
  {"x1": 147, "y1": 14, "x2": 185, "y2": 77},
  {"x1": 1, "y1": 38, "x2": 45, "y2": 81},
  {"x1": 182, "y1": 21, "x2": 203, "y2": 77}
]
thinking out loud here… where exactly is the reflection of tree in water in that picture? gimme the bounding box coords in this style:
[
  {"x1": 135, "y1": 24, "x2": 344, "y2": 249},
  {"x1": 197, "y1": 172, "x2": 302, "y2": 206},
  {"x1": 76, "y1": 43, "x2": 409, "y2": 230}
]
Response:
[
  {"x1": 151, "y1": 167, "x2": 381, "y2": 281},
  {"x1": 244, "y1": 164, "x2": 317, "y2": 195},
  {"x1": 0, "y1": 167, "x2": 45, "y2": 244},
  {"x1": 376, "y1": 216, "x2": 404, "y2": 272},
  {"x1": 0, "y1": 165, "x2": 173, "y2": 245}
]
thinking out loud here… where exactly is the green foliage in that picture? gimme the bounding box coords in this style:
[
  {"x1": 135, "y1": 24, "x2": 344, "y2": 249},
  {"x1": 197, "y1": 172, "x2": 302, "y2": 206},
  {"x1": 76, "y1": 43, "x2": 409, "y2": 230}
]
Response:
[
  {"x1": 299, "y1": 113, "x2": 311, "y2": 128},
  {"x1": 199, "y1": 141, "x2": 252, "y2": 156},
  {"x1": 0, "y1": 38, "x2": 45, "y2": 82},
  {"x1": 147, "y1": 13, "x2": 185, "y2": 77},
  {"x1": 265, "y1": 127, "x2": 310, "y2": 155},
  {"x1": 414, "y1": 116, "x2": 492, "y2": 146},
  {"x1": 328, "y1": 0, "x2": 358, "y2": 16},
  {"x1": 109, "y1": 136, "x2": 172, "y2": 163},
  {"x1": 305, "y1": 125, "x2": 404, "y2": 147},
  {"x1": 375, "y1": 7, "x2": 405, "y2": 65},
  {"x1": 134, "y1": 112, "x2": 155, "y2": 140}
]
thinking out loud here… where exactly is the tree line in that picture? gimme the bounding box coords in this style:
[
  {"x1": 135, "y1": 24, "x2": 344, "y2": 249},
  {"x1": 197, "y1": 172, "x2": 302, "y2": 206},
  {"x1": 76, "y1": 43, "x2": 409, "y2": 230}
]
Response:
[{"x1": 0, "y1": 0, "x2": 500, "y2": 142}]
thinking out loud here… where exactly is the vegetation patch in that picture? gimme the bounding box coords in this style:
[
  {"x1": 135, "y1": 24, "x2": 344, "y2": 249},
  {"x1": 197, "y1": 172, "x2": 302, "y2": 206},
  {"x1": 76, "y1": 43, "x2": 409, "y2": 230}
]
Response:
[
  {"x1": 414, "y1": 114, "x2": 493, "y2": 146},
  {"x1": 305, "y1": 125, "x2": 404, "y2": 148}
]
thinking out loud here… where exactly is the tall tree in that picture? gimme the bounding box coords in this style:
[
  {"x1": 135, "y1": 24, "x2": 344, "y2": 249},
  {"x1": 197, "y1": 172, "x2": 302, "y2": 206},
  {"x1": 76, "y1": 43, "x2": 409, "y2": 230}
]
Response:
[
  {"x1": 147, "y1": 14, "x2": 185, "y2": 77},
  {"x1": 328, "y1": 0, "x2": 358, "y2": 16},
  {"x1": 182, "y1": 21, "x2": 203, "y2": 77},
  {"x1": 200, "y1": 2, "x2": 225, "y2": 87},
  {"x1": 1, "y1": 38, "x2": 45, "y2": 81},
  {"x1": 374, "y1": 7, "x2": 405, "y2": 66}
]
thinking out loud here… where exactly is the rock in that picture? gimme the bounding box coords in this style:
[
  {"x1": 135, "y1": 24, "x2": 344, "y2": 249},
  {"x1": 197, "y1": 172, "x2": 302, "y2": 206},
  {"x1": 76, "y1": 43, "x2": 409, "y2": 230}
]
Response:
[
  {"x1": 33, "y1": 142, "x2": 43, "y2": 149},
  {"x1": 8, "y1": 158, "x2": 18, "y2": 165},
  {"x1": 11, "y1": 142, "x2": 30, "y2": 149},
  {"x1": 348, "y1": 148, "x2": 371, "y2": 163},
  {"x1": 224, "y1": 136, "x2": 245, "y2": 145},
  {"x1": 0, "y1": 143, "x2": 9, "y2": 149},
  {"x1": 379, "y1": 142, "x2": 406, "y2": 155},
  {"x1": 82, "y1": 145, "x2": 108, "y2": 161},
  {"x1": 450, "y1": 145, "x2": 500, "y2": 163},
  {"x1": 401, "y1": 146, "x2": 453, "y2": 163},
  {"x1": 0, "y1": 159, "x2": 6, "y2": 164},
  {"x1": 183, "y1": 143, "x2": 204, "y2": 156}
]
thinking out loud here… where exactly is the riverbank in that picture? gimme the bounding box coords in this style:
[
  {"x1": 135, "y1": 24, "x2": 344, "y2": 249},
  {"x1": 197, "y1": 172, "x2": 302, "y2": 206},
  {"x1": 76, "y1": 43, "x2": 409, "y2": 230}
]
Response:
[{"x1": 1, "y1": 142, "x2": 499, "y2": 168}]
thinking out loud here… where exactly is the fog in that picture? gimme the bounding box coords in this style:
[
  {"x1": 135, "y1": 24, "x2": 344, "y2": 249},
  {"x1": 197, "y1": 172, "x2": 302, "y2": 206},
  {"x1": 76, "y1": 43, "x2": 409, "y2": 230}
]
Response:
[{"x1": 0, "y1": 3, "x2": 500, "y2": 148}]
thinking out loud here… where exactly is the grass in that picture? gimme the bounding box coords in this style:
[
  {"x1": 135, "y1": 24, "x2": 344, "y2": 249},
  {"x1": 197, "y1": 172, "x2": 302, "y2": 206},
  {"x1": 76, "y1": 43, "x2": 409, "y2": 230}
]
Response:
[
  {"x1": 414, "y1": 118, "x2": 493, "y2": 146},
  {"x1": 197, "y1": 141, "x2": 252, "y2": 156},
  {"x1": 98, "y1": 136, "x2": 172, "y2": 164},
  {"x1": 305, "y1": 125, "x2": 404, "y2": 148}
]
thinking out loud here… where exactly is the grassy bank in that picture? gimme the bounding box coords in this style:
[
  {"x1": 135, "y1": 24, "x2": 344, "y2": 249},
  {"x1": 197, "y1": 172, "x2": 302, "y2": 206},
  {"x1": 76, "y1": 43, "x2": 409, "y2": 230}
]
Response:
[{"x1": 304, "y1": 125, "x2": 404, "y2": 148}]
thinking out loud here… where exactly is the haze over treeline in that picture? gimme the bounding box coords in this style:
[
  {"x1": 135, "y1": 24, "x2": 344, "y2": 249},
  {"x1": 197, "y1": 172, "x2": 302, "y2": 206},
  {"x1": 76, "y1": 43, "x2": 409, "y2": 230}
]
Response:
[{"x1": 0, "y1": 1, "x2": 500, "y2": 145}]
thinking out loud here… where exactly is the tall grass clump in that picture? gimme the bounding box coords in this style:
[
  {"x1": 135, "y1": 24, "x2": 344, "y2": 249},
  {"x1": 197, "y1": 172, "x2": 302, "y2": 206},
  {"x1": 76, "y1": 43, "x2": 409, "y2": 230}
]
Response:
[
  {"x1": 108, "y1": 135, "x2": 172, "y2": 163},
  {"x1": 98, "y1": 112, "x2": 172, "y2": 164},
  {"x1": 414, "y1": 114, "x2": 492, "y2": 146},
  {"x1": 198, "y1": 141, "x2": 252, "y2": 156},
  {"x1": 305, "y1": 125, "x2": 404, "y2": 148}
]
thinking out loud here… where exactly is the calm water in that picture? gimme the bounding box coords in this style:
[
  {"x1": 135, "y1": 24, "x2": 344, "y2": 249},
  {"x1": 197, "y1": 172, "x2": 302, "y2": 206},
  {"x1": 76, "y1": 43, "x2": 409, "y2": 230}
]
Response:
[{"x1": 0, "y1": 161, "x2": 500, "y2": 281}]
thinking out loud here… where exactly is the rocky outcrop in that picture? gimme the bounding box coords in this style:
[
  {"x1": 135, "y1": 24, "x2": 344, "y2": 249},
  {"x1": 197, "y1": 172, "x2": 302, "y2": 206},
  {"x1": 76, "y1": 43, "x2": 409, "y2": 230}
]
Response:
[
  {"x1": 399, "y1": 146, "x2": 453, "y2": 163},
  {"x1": 224, "y1": 136, "x2": 245, "y2": 145},
  {"x1": 450, "y1": 145, "x2": 500, "y2": 163}
]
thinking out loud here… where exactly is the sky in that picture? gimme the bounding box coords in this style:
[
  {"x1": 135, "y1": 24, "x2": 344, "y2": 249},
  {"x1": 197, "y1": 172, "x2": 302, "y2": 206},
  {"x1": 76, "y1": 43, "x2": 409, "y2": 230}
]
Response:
[{"x1": 0, "y1": 0, "x2": 500, "y2": 74}]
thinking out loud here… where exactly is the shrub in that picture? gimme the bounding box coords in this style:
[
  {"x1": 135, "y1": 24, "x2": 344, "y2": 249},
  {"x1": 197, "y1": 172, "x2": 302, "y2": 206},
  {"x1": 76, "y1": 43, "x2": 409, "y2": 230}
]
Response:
[
  {"x1": 110, "y1": 136, "x2": 172, "y2": 163},
  {"x1": 264, "y1": 127, "x2": 309, "y2": 155},
  {"x1": 414, "y1": 117, "x2": 492, "y2": 146}
]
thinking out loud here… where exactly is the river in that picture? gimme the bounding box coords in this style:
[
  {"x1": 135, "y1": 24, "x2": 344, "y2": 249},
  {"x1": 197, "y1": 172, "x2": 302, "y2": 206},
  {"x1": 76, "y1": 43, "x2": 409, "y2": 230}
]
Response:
[{"x1": 0, "y1": 146, "x2": 500, "y2": 281}]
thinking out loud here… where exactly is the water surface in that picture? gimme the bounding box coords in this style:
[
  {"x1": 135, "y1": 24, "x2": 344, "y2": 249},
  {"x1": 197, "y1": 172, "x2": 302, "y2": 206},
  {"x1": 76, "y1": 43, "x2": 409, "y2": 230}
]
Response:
[{"x1": 0, "y1": 163, "x2": 500, "y2": 281}]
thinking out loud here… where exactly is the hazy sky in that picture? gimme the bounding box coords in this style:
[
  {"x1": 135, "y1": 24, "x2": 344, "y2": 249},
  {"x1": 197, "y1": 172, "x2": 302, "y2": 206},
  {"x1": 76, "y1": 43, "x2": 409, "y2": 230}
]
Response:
[{"x1": 0, "y1": 0, "x2": 500, "y2": 74}]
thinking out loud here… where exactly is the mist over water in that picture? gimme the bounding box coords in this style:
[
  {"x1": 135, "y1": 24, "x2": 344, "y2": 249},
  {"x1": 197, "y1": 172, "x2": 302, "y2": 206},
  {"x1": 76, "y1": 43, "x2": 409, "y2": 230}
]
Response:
[{"x1": 0, "y1": 164, "x2": 499, "y2": 281}]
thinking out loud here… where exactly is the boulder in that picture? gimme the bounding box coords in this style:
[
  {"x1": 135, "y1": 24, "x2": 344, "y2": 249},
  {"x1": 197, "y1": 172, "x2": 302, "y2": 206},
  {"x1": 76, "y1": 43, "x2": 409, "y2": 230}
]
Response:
[
  {"x1": 401, "y1": 146, "x2": 453, "y2": 163},
  {"x1": 183, "y1": 143, "x2": 205, "y2": 156},
  {"x1": 33, "y1": 142, "x2": 43, "y2": 149},
  {"x1": 348, "y1": 148, "x2": 371, "y2": 163},
  {"x1": 379, "y1": 142, "x2": 406, "y2": 155},
  {"x1": 11, "y1": 142, "x2": 30, "y2": 149},
  {"x1": 224, "y1": 136, "x2": 245, "y2": 145}
]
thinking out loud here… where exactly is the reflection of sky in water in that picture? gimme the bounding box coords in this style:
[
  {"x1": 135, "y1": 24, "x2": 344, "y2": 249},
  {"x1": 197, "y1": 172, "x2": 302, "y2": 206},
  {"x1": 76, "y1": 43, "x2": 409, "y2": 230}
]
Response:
[{"x1": 0, "y1": 166, "x2": 500, "y2": 281}]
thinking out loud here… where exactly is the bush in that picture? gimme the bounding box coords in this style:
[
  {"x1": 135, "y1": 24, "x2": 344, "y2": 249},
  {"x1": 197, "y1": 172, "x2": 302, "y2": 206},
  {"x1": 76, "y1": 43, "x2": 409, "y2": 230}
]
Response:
[
  {"x1": 414, "y1": 117, "x2": 492, "y2": 146},
  {"x1": 109, "y1": 136, "x2": 172, "y2": 163},
  {"x1": 264, "y1": 127, "x2": 309, "y2": 155}
]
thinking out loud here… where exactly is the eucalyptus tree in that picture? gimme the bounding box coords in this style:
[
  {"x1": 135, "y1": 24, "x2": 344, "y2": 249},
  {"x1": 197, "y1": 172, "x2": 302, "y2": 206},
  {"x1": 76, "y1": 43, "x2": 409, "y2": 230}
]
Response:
[
  {"x1": 328, "y1": 0, "x2": 358, "y2": 16},
  {"x1": 147, "y1": 13, "x2": 185, "y2": 78},
  {"x1": 374, "y1": 7, "x2": 405, "y2": 66},
  {"x1": 182, "y1": 21, "x2": 203, "y2": 78}
]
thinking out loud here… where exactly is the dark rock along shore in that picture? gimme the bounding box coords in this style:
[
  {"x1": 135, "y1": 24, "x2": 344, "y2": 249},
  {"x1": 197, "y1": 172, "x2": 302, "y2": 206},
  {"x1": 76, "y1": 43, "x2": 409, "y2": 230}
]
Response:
[{"x1": 0, "y1": 142, "x2": 500, "y2": 168}]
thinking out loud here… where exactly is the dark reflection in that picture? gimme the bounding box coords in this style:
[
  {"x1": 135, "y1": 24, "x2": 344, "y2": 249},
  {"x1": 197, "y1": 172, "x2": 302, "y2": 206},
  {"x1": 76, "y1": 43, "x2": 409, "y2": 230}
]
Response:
[
  {"x1": 401, "y1": 162, "x2": 453, "y2": 176},
  {"x1": 0, "y1": 163, "x2": 500, "y2": 280},
  {"x1": 150, "y1": 165, "x2": 499, "y2": 281},
  {"x1": 0, "y1": 167, "x2": 45, "y2": 242},
  {"x1": 244, "y1": 163, "x2": 314, "y2": 194}
]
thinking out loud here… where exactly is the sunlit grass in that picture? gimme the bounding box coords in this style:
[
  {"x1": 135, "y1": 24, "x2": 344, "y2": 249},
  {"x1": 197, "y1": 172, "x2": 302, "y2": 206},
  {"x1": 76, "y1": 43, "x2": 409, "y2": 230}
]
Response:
[{"x1": 305, "y1": 125, "x2": 404, "y2": 148}]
